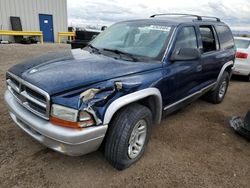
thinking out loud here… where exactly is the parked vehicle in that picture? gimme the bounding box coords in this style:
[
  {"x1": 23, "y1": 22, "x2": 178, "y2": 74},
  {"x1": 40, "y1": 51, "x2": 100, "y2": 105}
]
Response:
[
  {"x1": 4, "y1": 14, "x2": 235, "y2": 170},
  {"x1": 232, "y1": 37, "x2": 250, "y2": 81},
  {"x1": 71, "y1": 28, "x2": 101, "y2": 49}
]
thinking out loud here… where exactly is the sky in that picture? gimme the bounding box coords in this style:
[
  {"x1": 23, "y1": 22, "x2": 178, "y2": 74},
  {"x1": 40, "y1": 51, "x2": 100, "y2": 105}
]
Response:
[{"x1": 67, "y1": 0, "x2": 250, "y2": 31}]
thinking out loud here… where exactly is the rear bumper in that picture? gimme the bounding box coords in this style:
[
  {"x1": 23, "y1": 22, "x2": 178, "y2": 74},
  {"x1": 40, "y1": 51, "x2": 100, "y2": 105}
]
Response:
[
  {"x1": 233, "y1": 67, "x2": 250, "y2": 76},
  {"x1": 232, "y1": 62, "x2": 250, "y2": 76},
  {"x1": 4, "y1": 90, "x2": 108, "y2": 156}
]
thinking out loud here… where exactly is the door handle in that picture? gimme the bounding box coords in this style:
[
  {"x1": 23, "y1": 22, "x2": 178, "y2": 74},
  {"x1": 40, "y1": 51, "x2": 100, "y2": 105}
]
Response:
[{"x1": 196, "y1": 65, "x2": 202, "y2": 72}]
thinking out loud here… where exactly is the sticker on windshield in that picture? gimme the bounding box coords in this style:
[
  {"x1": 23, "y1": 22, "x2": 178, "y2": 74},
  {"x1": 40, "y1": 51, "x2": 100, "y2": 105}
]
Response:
[{"x1": 149, "y1": 25, "x2": 171, "y2": 32}]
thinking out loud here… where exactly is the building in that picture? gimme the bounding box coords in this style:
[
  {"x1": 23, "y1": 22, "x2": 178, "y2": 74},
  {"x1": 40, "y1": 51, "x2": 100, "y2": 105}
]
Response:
[{"x1": 0, "y1": 0, "x2": 68, "y2": 42}]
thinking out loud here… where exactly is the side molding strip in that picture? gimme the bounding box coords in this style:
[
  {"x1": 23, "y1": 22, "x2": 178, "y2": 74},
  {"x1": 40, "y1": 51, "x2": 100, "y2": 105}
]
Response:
[
  {"x1": 164, "y1": 82, "x2": 216, "y2": 111},
  {"x1": 103, "y1": 88, "x2": 162, "y2": 125}
]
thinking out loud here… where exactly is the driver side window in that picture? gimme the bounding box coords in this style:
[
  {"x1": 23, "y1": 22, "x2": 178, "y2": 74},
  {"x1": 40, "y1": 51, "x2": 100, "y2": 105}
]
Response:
[{"x1": 175, "y1": 26, "x2": 198, "y2": 49}]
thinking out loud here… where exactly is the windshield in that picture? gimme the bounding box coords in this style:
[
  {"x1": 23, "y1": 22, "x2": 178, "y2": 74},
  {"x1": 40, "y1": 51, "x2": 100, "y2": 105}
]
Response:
[
  {"x1": 234, "y1": 39, "x2": 250, "y2": 49},
  {"x1": 90, "y1": 21, "x2": 172, "y2": 60}
]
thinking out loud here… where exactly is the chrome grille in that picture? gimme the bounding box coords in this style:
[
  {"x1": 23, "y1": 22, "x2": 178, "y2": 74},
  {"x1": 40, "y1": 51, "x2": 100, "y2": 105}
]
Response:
[{"x1": 6, "y1": 72, "x2": 50, "y2": 120}]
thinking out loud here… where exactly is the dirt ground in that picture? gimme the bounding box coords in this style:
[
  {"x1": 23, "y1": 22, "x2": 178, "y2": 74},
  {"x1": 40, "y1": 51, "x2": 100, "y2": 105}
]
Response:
[{"x1": 0, "y1": 44, "x2": 250, "y2": 188}]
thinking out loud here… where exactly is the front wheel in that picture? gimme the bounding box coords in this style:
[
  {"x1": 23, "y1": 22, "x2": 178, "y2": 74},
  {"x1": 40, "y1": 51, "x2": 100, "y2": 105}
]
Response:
[
  {"x1": 203, "y1": 72, "x2": 229, "y2": 104},
  {"x1": 104, "y1": 103, "x2": 152, "y2": 170}
]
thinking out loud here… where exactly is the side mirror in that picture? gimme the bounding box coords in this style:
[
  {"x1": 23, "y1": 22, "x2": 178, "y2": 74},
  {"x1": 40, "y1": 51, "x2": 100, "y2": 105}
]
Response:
[{"x1": 170, "y1": 48, "x2": 201, "y2": 61}]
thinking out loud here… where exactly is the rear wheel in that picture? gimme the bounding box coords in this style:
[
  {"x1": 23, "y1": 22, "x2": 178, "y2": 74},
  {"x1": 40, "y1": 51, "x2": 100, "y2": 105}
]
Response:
[
  {"x1": 203, "y1": 72, "x2": 229, "y2": 104},
  {"x1": 104, "y1": 103, "x2": 152, "y2": 170}
]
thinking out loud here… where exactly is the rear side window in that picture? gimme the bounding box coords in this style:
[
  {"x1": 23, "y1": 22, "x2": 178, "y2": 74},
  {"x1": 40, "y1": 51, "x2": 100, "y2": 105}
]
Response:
[
  {"x1": 199, "y1": 26, "x2": 217, "y2": 53},
  {"x1": 234, "y1": 39, "x2": 250, "y2": 49},
  {"x1": 215, "y1": 25, "x2": 234, "y2": 50},
  {"x1": 175, "y1": 27, "x2": 198, "y2": 49}
]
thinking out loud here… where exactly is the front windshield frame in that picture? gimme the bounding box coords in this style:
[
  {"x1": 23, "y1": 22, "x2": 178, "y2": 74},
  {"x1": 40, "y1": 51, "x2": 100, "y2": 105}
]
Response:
[{"x1": 88, "y1": 20, "x2": 174, "y2": 62}]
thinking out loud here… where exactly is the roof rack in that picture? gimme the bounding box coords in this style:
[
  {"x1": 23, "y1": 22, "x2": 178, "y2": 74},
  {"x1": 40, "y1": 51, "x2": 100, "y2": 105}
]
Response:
[
  {"x1": 200, "y1": 16, "x2": 220, "y2": 22},
  {"x1": 150, "y1": 13, "x2": 221, "y2": 22},
  {"x1": 150, "y1": 13, "x2": 202, "y2": 20}
]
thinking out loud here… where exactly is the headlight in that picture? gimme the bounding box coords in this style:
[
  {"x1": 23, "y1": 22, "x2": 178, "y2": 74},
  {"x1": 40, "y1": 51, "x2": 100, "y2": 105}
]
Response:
[
  {"x1": 50, "y1": 104, "x2": 94, "y2": 128},
  {"x1": 51, "y1": 104, "x2": 78, "y2": 122}
]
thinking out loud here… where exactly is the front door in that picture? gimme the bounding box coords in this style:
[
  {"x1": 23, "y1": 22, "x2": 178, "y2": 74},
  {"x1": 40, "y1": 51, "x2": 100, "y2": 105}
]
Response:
[
  {"x1": 162, "y1": 26, "x2": 201, "y2": 108},
  {"x1": 39, "y1": 14, "x2": 54, "y2": 42}
]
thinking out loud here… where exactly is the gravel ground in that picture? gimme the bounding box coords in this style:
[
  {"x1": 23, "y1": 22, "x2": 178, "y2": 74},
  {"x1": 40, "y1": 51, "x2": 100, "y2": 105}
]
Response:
[{"x1": 0, "y1": 44, "x2": 250, "y2": 188}]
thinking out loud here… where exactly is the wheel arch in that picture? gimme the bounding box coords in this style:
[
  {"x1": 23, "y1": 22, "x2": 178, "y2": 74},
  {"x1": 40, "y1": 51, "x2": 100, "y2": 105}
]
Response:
[
  {"x1": 103, "y1": 88, "x2": 162, "y2": 125},
  {"x1": 213, "y1": 60, "x2": 234, "y2": 90}
]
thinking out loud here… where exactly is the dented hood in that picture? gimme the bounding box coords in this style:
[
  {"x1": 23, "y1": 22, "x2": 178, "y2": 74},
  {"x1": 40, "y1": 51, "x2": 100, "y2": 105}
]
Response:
[{"x1": 8, "y1": 49, "x2": 162, "y2": 95}]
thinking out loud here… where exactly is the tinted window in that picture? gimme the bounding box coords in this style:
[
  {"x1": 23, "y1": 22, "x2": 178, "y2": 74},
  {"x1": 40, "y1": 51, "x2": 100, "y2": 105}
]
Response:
[
  {"x1": 199, "y1": 26, "x2": 217, "y2": 53},
  {"x1": 234, "y1": 39, "x2": 250, "y2": 49},
  {"x1": 215, "y1": 25, "x2": 234, "y2": 50},
  {"x1": 175, "y1": 27, "x2": 197, "y2": 49}
]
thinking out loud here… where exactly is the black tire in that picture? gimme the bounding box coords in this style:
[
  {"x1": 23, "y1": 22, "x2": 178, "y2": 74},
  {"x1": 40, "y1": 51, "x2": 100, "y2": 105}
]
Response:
[
  {"x1": 104, "y1": 103, "x2": 152, "y2": 170},
  {"x1": 203, "y1": 71, "x2": 229, "y2": 104}
]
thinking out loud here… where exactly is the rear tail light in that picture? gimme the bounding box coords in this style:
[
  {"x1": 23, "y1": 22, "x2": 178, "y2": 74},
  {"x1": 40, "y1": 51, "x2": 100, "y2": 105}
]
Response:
[{"x1": 236, "y1": 52, "x2": 248, "y2": 59}]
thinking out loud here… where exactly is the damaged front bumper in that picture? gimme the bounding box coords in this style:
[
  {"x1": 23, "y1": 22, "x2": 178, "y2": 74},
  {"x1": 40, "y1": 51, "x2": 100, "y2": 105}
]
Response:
[
  {"x1": 4, "y1": 90, "x2": 108, "y2": 156},
  {"x1": 229, "y1": 111, "x2": 250, "y2": 140}
]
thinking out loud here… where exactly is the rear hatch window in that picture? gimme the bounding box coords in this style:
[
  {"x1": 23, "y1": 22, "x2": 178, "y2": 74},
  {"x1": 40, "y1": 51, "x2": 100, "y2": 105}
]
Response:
[{"x1": 234, "y1": 39, "x2": 250, "y2": 49}]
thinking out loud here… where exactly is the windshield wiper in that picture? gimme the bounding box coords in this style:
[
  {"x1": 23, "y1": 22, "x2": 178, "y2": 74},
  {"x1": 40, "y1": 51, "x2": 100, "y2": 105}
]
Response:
[
  {"x1": 87, "y1": 44, "x2": 101, "y2": 54},
  {"x1": 102, "y1": 48, "x2": 138, "y2": 62}
]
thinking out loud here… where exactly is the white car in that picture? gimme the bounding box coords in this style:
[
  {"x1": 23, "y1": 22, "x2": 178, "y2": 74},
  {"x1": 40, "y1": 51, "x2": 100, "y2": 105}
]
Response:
[{"x1": 233, "y1": 37, "x2": 250, "y2": 81}]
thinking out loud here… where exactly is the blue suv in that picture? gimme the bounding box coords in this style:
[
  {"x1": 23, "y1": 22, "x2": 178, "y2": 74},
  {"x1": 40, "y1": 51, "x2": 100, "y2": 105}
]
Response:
[{"x1": 4, "y1": 14, "x2": 235, "y2": 170}]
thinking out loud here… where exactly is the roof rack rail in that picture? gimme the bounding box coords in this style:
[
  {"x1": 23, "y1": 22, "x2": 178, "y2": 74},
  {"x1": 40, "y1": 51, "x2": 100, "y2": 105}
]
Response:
[
  {"x1": 150, "y1": 13, "x2": 202, "y2": 20},
  {"x1": 200, "y1": 16, "x2": 220, "y2": 22},
  {"x1": 150, "y1": 13, "x2": 221, "y2": 22}
]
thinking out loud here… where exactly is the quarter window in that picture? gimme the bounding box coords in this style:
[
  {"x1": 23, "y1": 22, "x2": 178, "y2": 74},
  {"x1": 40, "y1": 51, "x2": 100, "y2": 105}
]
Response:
[
  {"x1": 175, "y1": 27, "x2": 198, "y2": 49},
  {"x1": 199, "y1": 26, "x2": 217, "y2": 53},
  {"x1": 215, "y1": 25, "x2": 234, "y2": 50}
]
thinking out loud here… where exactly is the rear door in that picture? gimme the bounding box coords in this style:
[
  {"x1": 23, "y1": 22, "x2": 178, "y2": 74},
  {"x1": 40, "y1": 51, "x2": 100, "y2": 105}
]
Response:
[
  {"x1": 198, "y1": 25, "x2": 235, "y2": 86},
  {"x1": 197, "y1": 25, "x2": 222, "y2": 87}
]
